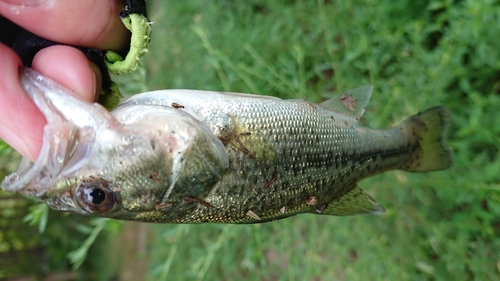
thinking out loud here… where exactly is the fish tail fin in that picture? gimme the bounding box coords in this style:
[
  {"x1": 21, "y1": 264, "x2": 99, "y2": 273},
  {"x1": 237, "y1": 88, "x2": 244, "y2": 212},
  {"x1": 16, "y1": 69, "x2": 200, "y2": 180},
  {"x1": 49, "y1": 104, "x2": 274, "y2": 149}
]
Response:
[{"x1": 400, "y1": 106, "x2": 453, "y2": 172}]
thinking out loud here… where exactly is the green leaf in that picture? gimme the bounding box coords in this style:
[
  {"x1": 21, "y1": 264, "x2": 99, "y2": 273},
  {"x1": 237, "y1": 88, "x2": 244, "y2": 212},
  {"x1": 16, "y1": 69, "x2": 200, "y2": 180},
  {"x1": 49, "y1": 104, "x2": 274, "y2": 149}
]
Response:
[
  {"x1": 0, "y1": 140, "x2": 13, "y2": 156},
  {"x1": 23, "y1": 203, "x2": 49, "y2": 233},
  {"x1": 67, "y1": 218, "x2": 108, "y2": 270}
]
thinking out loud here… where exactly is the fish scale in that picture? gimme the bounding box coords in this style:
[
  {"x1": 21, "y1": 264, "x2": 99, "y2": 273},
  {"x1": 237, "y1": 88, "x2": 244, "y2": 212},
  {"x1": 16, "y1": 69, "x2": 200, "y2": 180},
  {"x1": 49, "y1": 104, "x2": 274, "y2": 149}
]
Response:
[
  {"x1": 1, "y1": 69, "x2": 453, "y2": 224},
  {"x1": 122, "y1": 92, "x2": 423, "y2": 223}
]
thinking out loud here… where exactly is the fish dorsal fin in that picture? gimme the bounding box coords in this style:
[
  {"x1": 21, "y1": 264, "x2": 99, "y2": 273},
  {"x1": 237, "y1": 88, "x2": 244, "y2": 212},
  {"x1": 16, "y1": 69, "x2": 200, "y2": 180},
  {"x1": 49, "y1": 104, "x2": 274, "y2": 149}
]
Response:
[
  {"x1": 316, "y1": 185, "x2": 385, "y2": 216},
  {"x1": 319, "y1": 85, "x2": 372, "y2": 121}
]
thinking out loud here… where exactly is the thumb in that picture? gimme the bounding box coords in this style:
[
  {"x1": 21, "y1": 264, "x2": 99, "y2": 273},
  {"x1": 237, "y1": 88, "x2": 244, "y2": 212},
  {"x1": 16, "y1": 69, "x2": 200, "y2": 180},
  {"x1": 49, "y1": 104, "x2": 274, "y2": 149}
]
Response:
[{"x1": 32, "y1": 45, "x2": 102, "y2": 102}]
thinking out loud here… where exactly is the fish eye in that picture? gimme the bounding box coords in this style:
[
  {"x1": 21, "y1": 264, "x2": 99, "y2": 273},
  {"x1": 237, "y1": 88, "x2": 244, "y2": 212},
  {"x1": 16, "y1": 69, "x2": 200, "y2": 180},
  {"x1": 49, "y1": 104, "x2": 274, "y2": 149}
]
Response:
[{"x1": 76, "y1": 180, "x2": 117, "y2": 213}]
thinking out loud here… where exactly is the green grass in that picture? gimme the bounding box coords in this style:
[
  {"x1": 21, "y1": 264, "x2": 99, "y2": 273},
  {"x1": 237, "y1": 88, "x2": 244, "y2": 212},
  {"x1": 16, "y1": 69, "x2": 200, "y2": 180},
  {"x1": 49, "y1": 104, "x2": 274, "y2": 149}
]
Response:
[
  {"x1": 143, "y1": 0, "x2": 500, "y2": 280},
  {"x1": 1, "y1": 0, "x2": 499, "y2": 280}
]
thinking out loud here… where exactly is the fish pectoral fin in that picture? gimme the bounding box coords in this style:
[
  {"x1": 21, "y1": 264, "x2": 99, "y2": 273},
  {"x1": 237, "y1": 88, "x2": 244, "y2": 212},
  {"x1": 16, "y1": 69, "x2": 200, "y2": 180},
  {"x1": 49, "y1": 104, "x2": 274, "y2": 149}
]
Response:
[
  {"x1": 317, "y1": 185, "x2": 385, "y2": 216},
  {"x1": 319, "y1": 85, "x2": 372, "y2": 121}
]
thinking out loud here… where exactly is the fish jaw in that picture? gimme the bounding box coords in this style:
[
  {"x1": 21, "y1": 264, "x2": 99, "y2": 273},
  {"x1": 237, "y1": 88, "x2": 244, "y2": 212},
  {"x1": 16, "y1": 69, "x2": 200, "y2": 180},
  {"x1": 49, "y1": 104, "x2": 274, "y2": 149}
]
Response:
[
  {"x1": 1, "y1": 68, "x2": 114, "y2": 197},
  {"x1": 1, "y1": 68, "x2": 174, "y2": 214},
  {"x1": 1, "y1": 68, "x2": 229, "y2": 218},
  {"x1": 0, "y1": 68, "x2": 137, "y2": 207}
]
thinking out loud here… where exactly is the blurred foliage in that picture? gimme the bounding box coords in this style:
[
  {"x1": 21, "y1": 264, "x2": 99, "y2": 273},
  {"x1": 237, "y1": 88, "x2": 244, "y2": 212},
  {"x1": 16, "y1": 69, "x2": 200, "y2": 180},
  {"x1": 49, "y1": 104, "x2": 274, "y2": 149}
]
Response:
[
  {"x1": 67, "y1": 218, "x2": 122, "y2": 270},
  {"x1": 0, "y1": 141, "x2": 122, "y2": 279},
  {"x1": 0, "y1": 190, "x2": 121, "y2": 279},
  {"x1": 0, "y1": 140, "x2": 12, "y2": 156},
  {"x1": 144, "y1": 0, "x2": 500, "y2": 280},
  {"x1": 0, "y1": 0, "x2": 499, "y2": 280},
  {"x1": 23, "y1": 202, "x2": 49, "y2": 233}
]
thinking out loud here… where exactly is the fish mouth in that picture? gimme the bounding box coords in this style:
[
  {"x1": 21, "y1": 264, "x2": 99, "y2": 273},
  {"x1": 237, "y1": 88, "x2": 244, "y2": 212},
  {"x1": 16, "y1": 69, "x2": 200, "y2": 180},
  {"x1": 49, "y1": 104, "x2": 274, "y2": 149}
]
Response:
[{"x1": 1, "y1": 68, "x2": 112, "y2": 197}]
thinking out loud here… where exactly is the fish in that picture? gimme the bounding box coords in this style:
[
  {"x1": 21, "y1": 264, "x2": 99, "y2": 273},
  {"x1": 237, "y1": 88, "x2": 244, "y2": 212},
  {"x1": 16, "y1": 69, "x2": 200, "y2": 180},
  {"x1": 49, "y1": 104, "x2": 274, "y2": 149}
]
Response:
[{"x1": 1, "y1": 68, "x2": 453, "y2": 223}]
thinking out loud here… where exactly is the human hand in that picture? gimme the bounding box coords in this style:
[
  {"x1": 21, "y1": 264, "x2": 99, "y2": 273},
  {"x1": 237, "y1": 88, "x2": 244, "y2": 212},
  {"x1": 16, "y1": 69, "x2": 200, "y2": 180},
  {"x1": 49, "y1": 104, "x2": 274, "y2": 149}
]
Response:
[{"x1": 0, "y1": 0, "x2": 130, "y2": 161}]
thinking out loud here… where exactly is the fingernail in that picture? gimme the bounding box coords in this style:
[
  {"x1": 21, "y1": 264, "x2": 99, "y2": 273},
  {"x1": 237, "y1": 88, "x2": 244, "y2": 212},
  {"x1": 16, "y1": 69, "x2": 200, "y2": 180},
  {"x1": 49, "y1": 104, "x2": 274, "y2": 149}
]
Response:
[
  {"x1": 88, "y1": 61, "x2": 102, "y2": 102},
  {"x1": 0, "y1": 0, "x2": 48, "y2": 7}
]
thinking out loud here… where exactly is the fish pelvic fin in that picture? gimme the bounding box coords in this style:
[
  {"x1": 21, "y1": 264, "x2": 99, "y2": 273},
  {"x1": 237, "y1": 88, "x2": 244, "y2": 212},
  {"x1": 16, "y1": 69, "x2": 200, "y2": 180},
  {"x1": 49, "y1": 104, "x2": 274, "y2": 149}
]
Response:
[
  {"x1": 400, "y1": 106, "x2": 453, "y2": 172},
  {"x1": 314, "y1": 185, "x2": 386, "y2": 216}
]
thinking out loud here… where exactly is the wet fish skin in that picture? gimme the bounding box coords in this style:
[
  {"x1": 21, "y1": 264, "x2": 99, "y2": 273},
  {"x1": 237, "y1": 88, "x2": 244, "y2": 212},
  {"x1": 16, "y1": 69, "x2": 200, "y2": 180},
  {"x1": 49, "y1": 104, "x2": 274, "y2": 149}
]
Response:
[
  {"x1": 0, "y1": 68, "x2": 453, "y2": 223},
  {"x1": 123, "y1": 90, "x2": 452, "y2": 223}
]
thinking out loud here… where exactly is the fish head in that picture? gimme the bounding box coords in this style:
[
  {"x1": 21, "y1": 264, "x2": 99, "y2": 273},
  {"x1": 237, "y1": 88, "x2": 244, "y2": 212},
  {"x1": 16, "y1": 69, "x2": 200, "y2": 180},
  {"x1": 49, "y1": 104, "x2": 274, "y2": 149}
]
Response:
[{"x1": 1, "y1": 68, "x2": 228, "y2": 221}]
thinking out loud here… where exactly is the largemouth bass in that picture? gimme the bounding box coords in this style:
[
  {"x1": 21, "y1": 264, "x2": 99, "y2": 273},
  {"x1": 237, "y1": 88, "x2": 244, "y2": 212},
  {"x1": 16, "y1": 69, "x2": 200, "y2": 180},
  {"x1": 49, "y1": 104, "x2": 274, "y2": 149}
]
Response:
[{"x1": 1, "y1": 68, "x2": 452, "y2": 223}]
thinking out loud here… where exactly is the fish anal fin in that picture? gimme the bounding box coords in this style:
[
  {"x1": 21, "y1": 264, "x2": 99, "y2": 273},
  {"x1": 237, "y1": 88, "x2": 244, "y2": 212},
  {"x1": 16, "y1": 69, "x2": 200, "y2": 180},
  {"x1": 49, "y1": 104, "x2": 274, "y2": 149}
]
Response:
[
  {"x1": 319, "y1": 85, "x2": 372, "y2": 120},
  {"x1": 316, "y1": 185, "x2": 385, "y2": 216}
]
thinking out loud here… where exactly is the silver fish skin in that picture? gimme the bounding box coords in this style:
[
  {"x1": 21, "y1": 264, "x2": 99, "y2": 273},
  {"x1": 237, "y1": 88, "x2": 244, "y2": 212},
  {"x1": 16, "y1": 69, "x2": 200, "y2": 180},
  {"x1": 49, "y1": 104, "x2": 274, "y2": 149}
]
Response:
[{"x1": 1, "y1": 68, "x2": 452, "y2": 223}]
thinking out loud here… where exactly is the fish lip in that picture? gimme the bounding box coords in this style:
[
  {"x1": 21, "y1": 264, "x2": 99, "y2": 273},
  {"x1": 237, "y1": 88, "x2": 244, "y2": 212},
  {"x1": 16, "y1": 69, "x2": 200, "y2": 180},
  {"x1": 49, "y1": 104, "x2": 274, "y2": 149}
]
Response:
[
  {"x1": 1, "y1": 125, "x2": 96, "y2": 198},
  {"x1": 0, "y1": 68, "x2": 98, "y2": 197}
]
